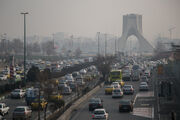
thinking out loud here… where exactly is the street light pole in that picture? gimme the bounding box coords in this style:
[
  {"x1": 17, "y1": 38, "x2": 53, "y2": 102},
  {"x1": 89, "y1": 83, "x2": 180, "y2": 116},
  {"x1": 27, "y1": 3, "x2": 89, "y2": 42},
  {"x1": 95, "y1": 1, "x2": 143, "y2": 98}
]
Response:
[
  {"x1": 21, "y1": 12, "x2": 28, "y2": 85},
  {"x1": 97, "y1": 32, "x2": 100, "y2": 55},
  {"x1": 105, "y1": 34, "x2": 107, "y2": 57}
]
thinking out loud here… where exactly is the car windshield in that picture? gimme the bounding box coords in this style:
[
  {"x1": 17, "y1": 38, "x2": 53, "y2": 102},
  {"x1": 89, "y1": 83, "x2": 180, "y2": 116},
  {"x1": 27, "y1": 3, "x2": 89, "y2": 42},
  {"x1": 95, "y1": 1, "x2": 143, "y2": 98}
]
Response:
[
  {"x1": 0, "y1": 104, "x2": 2, "y2": 108},
  {"x1": 14, "y1": 108, "x2": 25, "y2": 112},
  {"x1": 94, "y1": 110, "x2": 105, "y2": 114},
  {"x1": 114, "y1": 89, "x2": 121, "y2": 92},
  {"x1": 110, "y1": 71, "x2": 120, "y2": 76},
  {"x1": 124, "y1": 85, "x2": 131, "y2": 88},
  {"x1": 120, "y1": 100, "x2": 130, "y2": 105},
  {"x1": 141, "y1": 83, "x2": 147, "y2": 85}
]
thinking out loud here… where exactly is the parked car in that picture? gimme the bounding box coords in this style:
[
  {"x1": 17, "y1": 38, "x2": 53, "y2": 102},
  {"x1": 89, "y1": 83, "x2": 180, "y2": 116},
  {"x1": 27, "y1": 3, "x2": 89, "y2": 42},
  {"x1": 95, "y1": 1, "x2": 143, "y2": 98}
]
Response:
[
  {"x1": 119, "y1": 99, "x2": 133, "y2": 112},
  {"x1": 13, "y1": 106, "x2": 32, "y2": 120},
  {"x1": 89, "y1": 98, "x2": 103, "y2": 111},
  {"x1": 112, "y1": 88, "x2": 123, "y2": 98},
  {"x1": 123, "y1": 85, "x2": 134, "y2": 94},
  {"x1": 92, "y1": 108, "x2": 108, "y2": 120},
  {"x1": 0, "y1": 103, "x2": 9, "y2": 116},
  {"x1": 11, "y1": 89, "x2": 26, "y2": 98},
  {"x1": 139, "y1": 82, "x2": 149, "y2": 91}
]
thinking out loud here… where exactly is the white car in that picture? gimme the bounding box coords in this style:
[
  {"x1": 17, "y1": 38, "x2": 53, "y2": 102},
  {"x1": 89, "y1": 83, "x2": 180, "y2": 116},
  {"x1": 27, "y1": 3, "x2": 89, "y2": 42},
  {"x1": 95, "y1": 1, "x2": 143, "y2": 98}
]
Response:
[
  {"x1": 0, "y1": 74, "x2": 7, "y2": 81},
  {"x1": 112, "y1": 88, "x2": 123, "y2": 98},
  {"x1": 11, "y1": 89, "x2": 26, "y2": 98},
  {"x1": 139, "y1": 82, "x2": 148, "y2": 91},
  {"x1": 111, "y1": 82, "x2": 120, "y2": 88},
  {"x1": 92, "y1": 108, "x2": 108, "y2": 120},
  {"x1": 0, "y1": 103, "x2": 9, "y2": 116}
]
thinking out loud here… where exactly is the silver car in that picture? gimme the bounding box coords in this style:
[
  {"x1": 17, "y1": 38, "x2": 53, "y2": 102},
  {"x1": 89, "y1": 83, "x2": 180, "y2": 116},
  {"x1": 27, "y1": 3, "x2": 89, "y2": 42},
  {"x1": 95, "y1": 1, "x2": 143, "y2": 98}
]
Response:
[
  {"x1": 92, "y1": 108, "x2": 108, "y2": 120},
  {"x1": 13, "y1": 106, "x2": 32, "y2": 120},
  {"x1": 139, "y1": 82, "x2": 148, "y2": 91}
]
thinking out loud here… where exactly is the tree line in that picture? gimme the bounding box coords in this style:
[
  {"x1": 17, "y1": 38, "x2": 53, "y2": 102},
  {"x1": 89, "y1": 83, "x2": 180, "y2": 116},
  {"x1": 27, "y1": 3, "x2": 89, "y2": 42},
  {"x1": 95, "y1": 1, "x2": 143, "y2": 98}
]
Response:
[{"x1": 0, "y1": 38, "x2": 56, "y2": 56}]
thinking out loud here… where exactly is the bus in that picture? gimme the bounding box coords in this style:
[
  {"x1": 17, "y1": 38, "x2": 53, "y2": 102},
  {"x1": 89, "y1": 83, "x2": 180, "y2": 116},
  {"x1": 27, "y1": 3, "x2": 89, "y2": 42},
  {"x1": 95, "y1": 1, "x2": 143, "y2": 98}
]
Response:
[{"x1": 109, "y1": 70, "x2": 124, "y2": 86}]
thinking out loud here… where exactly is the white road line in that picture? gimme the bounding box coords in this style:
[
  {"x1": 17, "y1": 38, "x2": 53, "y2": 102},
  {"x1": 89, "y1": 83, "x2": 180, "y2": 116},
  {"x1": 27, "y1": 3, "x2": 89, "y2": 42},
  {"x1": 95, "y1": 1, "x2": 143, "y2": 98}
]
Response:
[{"x1": 133, "y1": 94, "x2": 138, "y2": 105}]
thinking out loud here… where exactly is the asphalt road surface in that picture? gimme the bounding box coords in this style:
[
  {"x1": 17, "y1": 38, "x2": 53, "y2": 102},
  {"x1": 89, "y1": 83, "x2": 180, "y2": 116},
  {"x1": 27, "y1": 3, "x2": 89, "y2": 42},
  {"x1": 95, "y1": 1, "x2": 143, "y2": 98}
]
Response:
[{"x1": 70, "y1": 78, "x2": 155, "y2": 120}]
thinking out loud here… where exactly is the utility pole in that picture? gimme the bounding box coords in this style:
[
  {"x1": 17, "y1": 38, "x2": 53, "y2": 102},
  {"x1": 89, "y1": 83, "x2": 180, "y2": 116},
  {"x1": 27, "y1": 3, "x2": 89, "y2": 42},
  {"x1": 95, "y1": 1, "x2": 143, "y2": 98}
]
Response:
[
  {"x1": 105, "y1": 34, "x2": 107, "y2": 57},
  {"x1": 168, "y1": 27, "x2": 176, "y2": 41},
  {"x1": 71, "y1": 35, "x2": 73, "y2": 51},
  {"x1": 97, "y1": 32, "x2": 100, "y2": 55},
  {"x1": 21, "y1": 12, "x2": 28, "y2": 85},
  {"x1": 115, "y1": 36, "x2": 117, "y2": 55},
  {"x1": 52, "y1": 34, "x2": 55, "y2": 49}
]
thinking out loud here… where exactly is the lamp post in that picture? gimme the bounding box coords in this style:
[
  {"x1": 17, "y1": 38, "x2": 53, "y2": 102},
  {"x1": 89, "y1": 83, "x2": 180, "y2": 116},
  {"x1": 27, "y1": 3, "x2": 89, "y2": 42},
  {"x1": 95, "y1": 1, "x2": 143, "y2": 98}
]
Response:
[{"x1": 21, "y1": 12, "x2": 28, "y2": 85}]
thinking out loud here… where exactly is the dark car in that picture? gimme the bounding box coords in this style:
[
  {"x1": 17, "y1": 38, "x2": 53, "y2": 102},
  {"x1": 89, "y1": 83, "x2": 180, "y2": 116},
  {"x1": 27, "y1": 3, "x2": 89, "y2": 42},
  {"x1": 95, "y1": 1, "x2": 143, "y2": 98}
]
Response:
[
  {"x1": 119, "y1": 99, "x2": 133, "y2": 112},
  {"x1": 89, "y1": 98, "x2": 103, "y2": 111}
]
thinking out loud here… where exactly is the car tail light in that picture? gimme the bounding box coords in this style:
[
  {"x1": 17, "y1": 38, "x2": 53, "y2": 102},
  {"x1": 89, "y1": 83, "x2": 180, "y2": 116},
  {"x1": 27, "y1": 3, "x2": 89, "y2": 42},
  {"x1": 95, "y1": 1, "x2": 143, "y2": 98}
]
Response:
[{"x1": 92, "y1": 114, "x2": 95, "y2": 118}]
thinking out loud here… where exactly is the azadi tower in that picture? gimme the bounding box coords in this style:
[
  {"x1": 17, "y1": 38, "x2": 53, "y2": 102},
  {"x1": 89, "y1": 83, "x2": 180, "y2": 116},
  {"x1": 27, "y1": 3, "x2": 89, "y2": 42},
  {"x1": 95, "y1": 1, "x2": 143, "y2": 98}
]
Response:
[{"x1": 119, "y1": 14, "x2": 154, "y2": 52}]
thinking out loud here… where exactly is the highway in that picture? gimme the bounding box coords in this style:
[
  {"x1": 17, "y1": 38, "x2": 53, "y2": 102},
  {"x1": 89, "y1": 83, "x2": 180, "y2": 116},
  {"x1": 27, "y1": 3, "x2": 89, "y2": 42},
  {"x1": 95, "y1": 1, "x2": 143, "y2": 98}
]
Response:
[{"x1": 70, "y1": 77, "x2": 155, "y2": 120}]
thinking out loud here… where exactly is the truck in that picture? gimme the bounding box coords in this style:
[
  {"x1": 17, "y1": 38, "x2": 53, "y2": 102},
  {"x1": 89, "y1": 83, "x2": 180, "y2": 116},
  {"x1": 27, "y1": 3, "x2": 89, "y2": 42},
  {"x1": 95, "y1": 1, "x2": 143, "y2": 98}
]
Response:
[
  {"x1": 25, "y1": 88, "x2": 39, "y2": 105},
  {"x1": 0, "y1": 103, "x2": 9, "y2": 116}
]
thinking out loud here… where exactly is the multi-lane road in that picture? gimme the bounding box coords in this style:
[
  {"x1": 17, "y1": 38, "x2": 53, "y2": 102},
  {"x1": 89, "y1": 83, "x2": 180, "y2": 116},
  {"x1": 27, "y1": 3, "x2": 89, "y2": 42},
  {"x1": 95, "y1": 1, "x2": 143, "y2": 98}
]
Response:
[{"x1": 70, "y1": 76, "x2": 155, "y2": 120}]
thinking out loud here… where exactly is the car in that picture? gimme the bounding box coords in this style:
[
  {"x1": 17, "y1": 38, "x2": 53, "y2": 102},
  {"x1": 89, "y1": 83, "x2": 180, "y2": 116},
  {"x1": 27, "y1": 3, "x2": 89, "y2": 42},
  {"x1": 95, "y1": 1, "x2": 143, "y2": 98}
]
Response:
[
  {"x1": 0, "y1": 74, "x2": 7, "y2": 81},
  {"x1": 119, "y1": 99, "x2": 133, "y2": 112},
  {"x1": 31, "y1": 98, "x2": 48, "y2": 110},
  {"x1": 112, "y1": 88, "x2": 123, "y2": 98},
  {"x1": 0, "y1": 103, "x2": 9, "y2": 116},
  {"x1": 49, "y1": 92, "x2": 63, "y2": 102},
  {"x1": 123, "y1": 85, "x2": 134, "y2": 94},
  {"x1": 69, "y1": 82, "x2": 77, "y2": 91},
  {"x1": 139, "y1": 82, "x2": 149, "y2": 91},
  {"x1": 141, "y1": 76, "x2": 149, "y2": 83},
  {"x1": 11, "y1": 89, "x2": 26, "y2": 98},
  {"x1": 58, "y1": 83, "x2": 68, "y2": 90},
  {"x1": 105, "y1": 85, "x2": 114, "y2": 95},
  {"x1": 92, "y1": 108, "x2": 108, "y2": 120},
  {"x1": 13, "y1": 106, "x2": 32, "y2": 120},
  {"x1": 76, "y1": 76, "x2": 85, "y2": 86},
  {"x1": 144, "y1": 70, "x2": 150, "y2": 78},
  {"x1": 61, "y1": 86, "x2": 72, "y2": 95},
  {"x1": 89, "y1": 98, "x2": 103, "y2": 111},
  {"x1": 111, "y1": 82, "x2": 120, "y2": 88}
]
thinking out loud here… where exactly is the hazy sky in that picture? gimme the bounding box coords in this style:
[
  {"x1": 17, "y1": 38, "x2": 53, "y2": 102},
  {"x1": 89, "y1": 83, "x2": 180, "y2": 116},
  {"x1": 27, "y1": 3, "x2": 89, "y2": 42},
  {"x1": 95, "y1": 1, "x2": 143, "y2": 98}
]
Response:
[{"x1": 0, "y1": 0, "x2": 180, "y2": 42}]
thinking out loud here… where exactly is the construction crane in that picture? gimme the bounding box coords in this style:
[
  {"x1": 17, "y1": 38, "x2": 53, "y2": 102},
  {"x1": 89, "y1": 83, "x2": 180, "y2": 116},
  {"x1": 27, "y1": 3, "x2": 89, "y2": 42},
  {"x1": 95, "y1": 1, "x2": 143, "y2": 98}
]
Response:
[{"x1": 168, "y1": 27, "x2": 176, "y2": 41}]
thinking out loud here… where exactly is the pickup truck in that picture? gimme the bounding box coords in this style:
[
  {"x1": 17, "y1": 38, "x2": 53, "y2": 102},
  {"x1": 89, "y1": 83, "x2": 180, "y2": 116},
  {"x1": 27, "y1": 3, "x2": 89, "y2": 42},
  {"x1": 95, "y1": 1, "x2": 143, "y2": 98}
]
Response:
[{"x1": 0, "y1": 103, "x2": 9, "y2": 116}]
